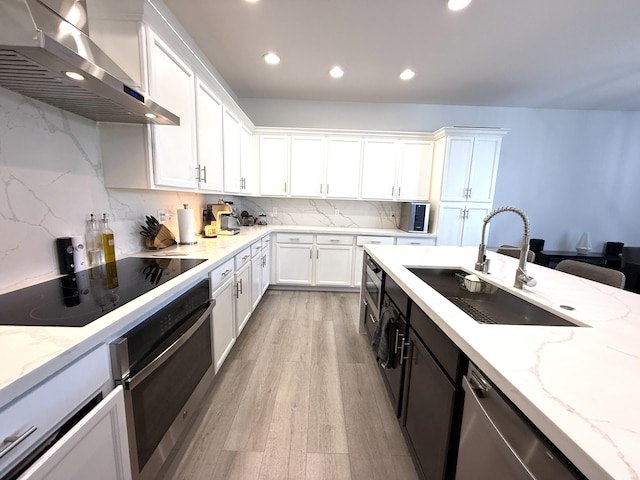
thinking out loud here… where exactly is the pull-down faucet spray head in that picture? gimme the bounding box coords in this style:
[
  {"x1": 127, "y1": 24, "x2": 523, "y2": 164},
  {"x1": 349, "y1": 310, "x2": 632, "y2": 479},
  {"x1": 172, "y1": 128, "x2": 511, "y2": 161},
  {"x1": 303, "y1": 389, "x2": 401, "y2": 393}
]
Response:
[{"x1": 474, "y1": 206, "x2": 537, "y2": 289}]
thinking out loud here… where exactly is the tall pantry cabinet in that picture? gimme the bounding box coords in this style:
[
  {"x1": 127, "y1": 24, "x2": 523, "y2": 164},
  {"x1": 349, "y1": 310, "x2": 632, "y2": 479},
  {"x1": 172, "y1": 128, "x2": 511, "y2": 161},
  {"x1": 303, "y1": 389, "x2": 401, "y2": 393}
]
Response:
[{"x1": 430, "y1": 127, "x2": 509, "y2": 246}]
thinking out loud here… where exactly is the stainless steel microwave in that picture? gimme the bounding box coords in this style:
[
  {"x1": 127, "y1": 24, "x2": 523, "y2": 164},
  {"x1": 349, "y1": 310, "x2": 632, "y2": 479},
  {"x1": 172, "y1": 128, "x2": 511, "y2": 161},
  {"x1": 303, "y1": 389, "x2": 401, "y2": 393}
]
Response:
[{"x1": 399, "y1": 202, "x2": 430, "y2": 233}]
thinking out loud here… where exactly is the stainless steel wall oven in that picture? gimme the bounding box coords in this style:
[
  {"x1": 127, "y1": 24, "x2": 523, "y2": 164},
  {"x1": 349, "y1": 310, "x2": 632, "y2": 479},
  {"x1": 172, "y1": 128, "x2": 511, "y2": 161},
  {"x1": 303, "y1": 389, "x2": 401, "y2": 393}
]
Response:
[
  {"x1": 360, "y1": 253, "x2": 384, "y2": 338},
  {"x1": 111, "y1": 279, "x2": 214, "y2": 480}
]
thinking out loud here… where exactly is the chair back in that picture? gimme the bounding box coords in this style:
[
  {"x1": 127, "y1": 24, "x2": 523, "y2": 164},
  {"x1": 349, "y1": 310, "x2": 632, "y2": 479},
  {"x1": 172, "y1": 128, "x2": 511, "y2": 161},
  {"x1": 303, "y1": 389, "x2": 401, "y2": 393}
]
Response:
[
  {"x1": 555, "y1": 259, "x2": 626, "y2": 288},
  {"x1": 497, "y1": 245, "x2": 535, "y2": 263}
]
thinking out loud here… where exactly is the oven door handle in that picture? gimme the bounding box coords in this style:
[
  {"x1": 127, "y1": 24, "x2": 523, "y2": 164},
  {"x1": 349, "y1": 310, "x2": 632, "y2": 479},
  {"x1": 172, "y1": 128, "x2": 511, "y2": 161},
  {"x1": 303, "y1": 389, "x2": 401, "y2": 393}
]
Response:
[{"x1": 125, "y1": 301, "x2": 215, "y2": 390}]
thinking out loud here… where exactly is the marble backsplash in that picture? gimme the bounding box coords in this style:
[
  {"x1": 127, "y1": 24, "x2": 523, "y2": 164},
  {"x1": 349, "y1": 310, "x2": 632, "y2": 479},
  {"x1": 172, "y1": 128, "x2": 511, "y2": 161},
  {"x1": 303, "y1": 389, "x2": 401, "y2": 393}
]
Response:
[
  {"x1": 0, "y1": 89, "x2": 402, "y2": 294},
  {"x1": 235, "y1": 197, "x2": 401, "y2": 229}
]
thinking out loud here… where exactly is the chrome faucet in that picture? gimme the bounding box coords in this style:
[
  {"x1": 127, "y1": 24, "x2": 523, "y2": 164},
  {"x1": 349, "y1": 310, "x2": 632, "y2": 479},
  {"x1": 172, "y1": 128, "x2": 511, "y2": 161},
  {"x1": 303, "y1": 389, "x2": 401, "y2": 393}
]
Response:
[{"x1": 475, "y1": 206, "x2": 537, "y2": 289}]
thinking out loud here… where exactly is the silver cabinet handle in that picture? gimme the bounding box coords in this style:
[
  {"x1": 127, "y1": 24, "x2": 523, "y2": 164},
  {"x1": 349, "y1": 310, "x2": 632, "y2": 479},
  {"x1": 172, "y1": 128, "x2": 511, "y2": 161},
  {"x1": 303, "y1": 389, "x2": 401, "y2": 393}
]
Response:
[
  {"x1": 316, "y1": 250, "x2": 319, "y2": 259},
  {"x1": 330, "y1": 239, "x2": 340, "y2": 243},
  {"x1": 362, "y1": 298, "x2": 368, "y2": 306},
  {"x1": 369, "y1": 313, "x2": 377, "y2": 324},
  {"x1": 320, "y1": 184, "x2": 323, "y2": 193},
  {"x1": 410, "y1": 242, "x2": 420, "y2": 245},
  {"x1": 371, "y1": 241, "x2": 381, "y2": 244},
  {"x1": 221, "y1": 269, "x2": 232, "y2": 277},
  {"x1": 398, "y1": 186, "x2": 401, "y2": 197},
  {"x1": 242, "y1": 255, "x2": 250, "y2": 261},
  {"x1": 238, "y1": 278, "x2": 243, "y2": 295},
  {"x1": 195, "y1": 166, "x2": 200, "y2": 181},
  {"x1": 467, "y1": 186, "x2": 472, "y2": 198},
  {"x1": 262, "y1": 255, "x2": 266, "y2": 267},
  {"x1": 391, "y1": 186, "x2": 395, "y2": 196},
  {"x1": 309, "y1": 250, "x2": 312, "y2": 259},
  {"x1": 284, "y1": 181, "x2": 287, "y2": 192},
  {"x1": 202, "y1": 165, "x2": 207, "y2": 183},
  {"x1": 289, "y1": 237, "x2": 300, "y2": 242},
  {"x1": 0, "y1": 426, "x2": 37, "y2": 459},
  {"x1": 400, "y1": 339, "x2": 410, "y2": 365},
  {"x1": 394, "y1": 329, "x2": 400, "y2": 354},
  {"x1": 326, "y1": 184, "x2": 329, "y2": 194}
]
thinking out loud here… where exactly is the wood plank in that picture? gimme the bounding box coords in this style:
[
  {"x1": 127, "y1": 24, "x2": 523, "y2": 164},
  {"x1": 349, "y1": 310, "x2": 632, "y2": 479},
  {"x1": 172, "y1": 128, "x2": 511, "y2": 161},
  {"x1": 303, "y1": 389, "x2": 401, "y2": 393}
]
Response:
[
  {"x1": 307, "y1": 320, "x2": 349, "y2": 454},
  {"x1": 258, "y1": 361, "x2": 310, "y2": 480},
  {"x1": 211, "y1": 451, "x2": 264, "y2": 480},
  {"x1": 306, "y1": 453, "x2": 352, "y2": 480}
]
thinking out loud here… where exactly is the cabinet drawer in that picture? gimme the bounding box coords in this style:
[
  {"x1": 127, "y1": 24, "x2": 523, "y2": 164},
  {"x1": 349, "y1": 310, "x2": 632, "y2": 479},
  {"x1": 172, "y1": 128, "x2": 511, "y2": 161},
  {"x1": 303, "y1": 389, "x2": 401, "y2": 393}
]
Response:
[
  {"x1": 409, "y1": 303, "x2": 463, "y2": 382},
  {"x1": 261, "y1": 235, "x2": 271, "y2": 250},
  {"x1": 234, "y1": 247, "x2": 252, "y2": 268},
  {"x1": 250, "y1": 241, "x2": 263, "y2": 257},
  {"x1": 276, "y1": 233, "x2": 314, "y2": 244},
  {"x1": 396, "y1": 236, "x2": 436, "y2": 246},
  {"x1": 356, "y1": 235, "x2": 395, "y2": 246},
  {"x1": 210, "y1": 258, "x2": 235, "y2": 290},
  {"x1": 316, "y1": 234, "x2": 354, "y2": 245},
  {"x1": 0, "y1": 345, "x2": 110, "y2": 477}
]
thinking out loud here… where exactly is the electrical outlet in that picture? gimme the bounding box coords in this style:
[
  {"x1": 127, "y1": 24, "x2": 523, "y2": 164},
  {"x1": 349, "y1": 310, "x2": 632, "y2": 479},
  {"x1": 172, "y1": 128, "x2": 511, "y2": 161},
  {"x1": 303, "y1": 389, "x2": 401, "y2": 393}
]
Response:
[
  {"x1": 335, "y1": 208, "x2": 340, "y2": 216},
  {"x1": 157, "y1": 210, "x2": 172, "y2": 223},
  {"x1": 271, "y1": 207, "x2": 278, "y2": 217}
]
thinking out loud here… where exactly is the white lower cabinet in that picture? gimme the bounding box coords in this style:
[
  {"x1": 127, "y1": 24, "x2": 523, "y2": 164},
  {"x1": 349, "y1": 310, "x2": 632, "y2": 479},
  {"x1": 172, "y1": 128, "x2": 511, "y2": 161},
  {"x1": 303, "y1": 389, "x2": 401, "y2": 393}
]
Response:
[
  {"x1": 354, "y1": 235, "x2": 396, "y2": 287},
  {"x1": 251, "y1": 254, "x2": 263, "y2": 311},
  {"x1": 315, "y1": 234, "x2": 354, "y2": 286},
  {"x1": 235, "y1": 261, "x2": 252, "y2": 336},
  {"x1": 20, "y1": 386, "x2": 131, "y2": 480},
  {"x1": 261, "y1": 236, "x2": 271, "y2": 295},
  {"x1": 396, "y1": 236, "x2": 437, "y2": 246},
  {"x1": 210, "y1": 260, "x2": 236, "y2": 373},
  {"x1": 275, "y1": 233, "x2": 314, "y2": 285},
  {"x1": 437, "y1": 203, "x2": 491, "y2": 246}
]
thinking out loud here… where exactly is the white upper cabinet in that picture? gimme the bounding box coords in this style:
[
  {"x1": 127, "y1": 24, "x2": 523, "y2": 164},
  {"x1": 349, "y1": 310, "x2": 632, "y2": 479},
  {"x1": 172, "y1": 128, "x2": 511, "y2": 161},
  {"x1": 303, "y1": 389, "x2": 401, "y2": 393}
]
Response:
[
  {"x1": 259, "y1": 135, "x2": 289, "y2": 196},
  {"x1": 195, "y1": 79, "x2": 223, "y2": 192},
  {"x1": 325, "y1": 137, "x2": 362, "y2": 199},
  {"x1": 240, "y1": 124, "x2": 256, "y2": 195},
  {"x1": 437, "y1": 202, "x2": 492, "y2": 247},
  {"x1": 223, "y1": 107, "x2": 242, "y2": 193},
  {"x1": 147, "y1": 31, "x2": 197, "y2": 189},
  {"x1": 360, "y1": 138, "x2": 399, "y2": 200},
  {"x1": 290, "y1": 136, "x2": 326, "y2": 197},
  {"x1": 396, "y1": 140, "x2": 433, "y2": 201},
  {"x1": 440, "y1": 134, "x2": 502, "y2": 203}
]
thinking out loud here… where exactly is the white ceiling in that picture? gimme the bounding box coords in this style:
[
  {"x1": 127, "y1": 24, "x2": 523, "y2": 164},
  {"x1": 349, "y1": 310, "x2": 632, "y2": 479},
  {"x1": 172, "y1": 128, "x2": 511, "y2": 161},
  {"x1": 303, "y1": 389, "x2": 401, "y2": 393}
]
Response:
[{"x1": 162, "y1": 0, "x2": 640, "y2": 111}]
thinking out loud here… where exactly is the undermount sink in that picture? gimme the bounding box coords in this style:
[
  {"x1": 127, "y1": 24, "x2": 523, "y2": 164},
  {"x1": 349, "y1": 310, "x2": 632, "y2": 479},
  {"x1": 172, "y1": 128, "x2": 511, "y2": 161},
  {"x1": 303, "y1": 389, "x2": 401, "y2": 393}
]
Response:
[{"x1": 407, "y1": 268, "x2": 580, "y2": 327}]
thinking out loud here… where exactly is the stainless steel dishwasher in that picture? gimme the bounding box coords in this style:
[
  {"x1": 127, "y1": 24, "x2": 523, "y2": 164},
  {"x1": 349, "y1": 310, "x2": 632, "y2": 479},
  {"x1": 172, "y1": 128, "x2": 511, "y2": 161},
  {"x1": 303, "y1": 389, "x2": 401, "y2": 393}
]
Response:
[{"x1": 455, "y1": 362, "x2": 585, "y2": 480}]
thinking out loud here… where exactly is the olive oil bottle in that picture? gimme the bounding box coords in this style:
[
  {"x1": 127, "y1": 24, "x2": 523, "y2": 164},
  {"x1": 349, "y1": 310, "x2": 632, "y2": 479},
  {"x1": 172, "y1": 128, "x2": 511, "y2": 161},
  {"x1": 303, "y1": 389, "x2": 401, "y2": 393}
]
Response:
[{"x1": 100, "y1": 213, "x2": 116, "y2": 263}]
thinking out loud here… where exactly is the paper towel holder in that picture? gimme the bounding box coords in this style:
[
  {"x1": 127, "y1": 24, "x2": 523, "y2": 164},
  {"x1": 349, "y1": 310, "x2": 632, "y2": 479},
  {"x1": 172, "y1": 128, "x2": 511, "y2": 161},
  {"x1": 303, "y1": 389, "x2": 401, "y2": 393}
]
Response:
[{"x1": 178, "y1": 203, "x2": 198, "y2": 245}]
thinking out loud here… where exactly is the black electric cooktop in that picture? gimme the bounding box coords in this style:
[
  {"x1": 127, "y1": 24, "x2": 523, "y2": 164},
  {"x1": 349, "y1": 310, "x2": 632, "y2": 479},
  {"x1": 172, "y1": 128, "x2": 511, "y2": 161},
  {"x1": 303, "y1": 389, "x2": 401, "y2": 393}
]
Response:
[{"x1": 0, "y1": 257, "x2": 206, "y2": 327}]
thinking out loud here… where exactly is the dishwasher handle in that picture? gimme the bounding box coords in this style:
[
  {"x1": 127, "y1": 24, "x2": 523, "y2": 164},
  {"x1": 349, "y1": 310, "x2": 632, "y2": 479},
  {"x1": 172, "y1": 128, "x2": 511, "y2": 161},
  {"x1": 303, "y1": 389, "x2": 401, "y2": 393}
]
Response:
[{"x1": 460, "y1": 375, "x2": 536, "y2": 480}]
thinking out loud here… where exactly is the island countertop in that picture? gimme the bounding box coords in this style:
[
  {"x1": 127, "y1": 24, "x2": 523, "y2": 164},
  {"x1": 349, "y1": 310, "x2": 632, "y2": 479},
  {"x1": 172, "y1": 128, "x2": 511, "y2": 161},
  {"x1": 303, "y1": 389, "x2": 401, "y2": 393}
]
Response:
[{"x1": 364, "y1": 244, "x2": 640, "y2": 480}]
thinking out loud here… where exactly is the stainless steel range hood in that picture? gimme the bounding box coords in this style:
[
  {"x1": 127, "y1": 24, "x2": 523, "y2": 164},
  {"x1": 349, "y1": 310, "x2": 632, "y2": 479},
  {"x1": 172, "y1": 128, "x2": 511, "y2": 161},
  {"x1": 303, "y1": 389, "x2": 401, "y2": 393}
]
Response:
[{"x1": 0, "y1": 0, "x2": 179, "y2": 125}]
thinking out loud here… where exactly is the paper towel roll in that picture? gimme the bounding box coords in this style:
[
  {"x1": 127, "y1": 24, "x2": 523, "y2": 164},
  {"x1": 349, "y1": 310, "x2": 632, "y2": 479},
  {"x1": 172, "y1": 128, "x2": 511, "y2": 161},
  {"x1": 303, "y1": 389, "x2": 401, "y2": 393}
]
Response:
[
  {"x1": 70, "y1": 235, "x2": 88, "y2": 272},
  {"x1": 177, "y1": 204, "x2": 197, "y2": 245}
]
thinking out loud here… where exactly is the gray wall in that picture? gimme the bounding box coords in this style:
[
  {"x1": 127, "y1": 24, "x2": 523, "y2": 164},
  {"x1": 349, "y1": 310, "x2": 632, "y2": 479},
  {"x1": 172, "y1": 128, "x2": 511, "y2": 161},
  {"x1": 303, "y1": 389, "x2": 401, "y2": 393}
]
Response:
[{"x1": 240, "y1": 98, "x2": 640, "y2": 251}]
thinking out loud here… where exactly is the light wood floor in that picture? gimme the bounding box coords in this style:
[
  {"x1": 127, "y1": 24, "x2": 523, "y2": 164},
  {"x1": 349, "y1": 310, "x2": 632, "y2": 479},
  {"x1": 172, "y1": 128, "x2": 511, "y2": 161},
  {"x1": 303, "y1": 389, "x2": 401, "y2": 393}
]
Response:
[{"x1": 160, "y1": 290, "x2": 419, "y2": 480}]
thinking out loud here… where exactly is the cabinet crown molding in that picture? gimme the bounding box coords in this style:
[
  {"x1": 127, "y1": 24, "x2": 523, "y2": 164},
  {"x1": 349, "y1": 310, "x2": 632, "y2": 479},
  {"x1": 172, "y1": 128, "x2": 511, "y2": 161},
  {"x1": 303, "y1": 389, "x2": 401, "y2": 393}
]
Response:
[{"x1": 433, "y1": 126, "x2": 509, "y2": 141}]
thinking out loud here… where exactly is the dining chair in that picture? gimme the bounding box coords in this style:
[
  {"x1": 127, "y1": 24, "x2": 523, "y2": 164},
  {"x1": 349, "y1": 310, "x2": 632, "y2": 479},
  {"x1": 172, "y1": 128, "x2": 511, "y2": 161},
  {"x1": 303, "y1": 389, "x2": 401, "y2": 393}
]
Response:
[
  {"x1": 496, "y1": 245, "x2": 535, "y2": 263},
  {"x1": 555, "y1": 259, "x2": 626, "y2": 288}
]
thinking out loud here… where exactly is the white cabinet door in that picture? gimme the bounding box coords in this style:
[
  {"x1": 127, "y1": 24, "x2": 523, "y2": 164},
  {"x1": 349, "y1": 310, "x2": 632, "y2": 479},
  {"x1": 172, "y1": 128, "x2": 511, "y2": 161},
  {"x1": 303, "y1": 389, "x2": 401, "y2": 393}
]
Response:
[
  {"x1": 461, "y1": 204, "x2": 492, "y2": 247},
  {"x1": 289, "y1": 136, "x2": 326, "y2": 197},
  {"x1": 251, "y1": 254, "x2": 262, "y2": 311},
  {"x1": 240, "y1": 125, "x2": 256, "y2": 194},
  {"x1": 147, "y1": 31, "x2": 196, "y2": 189},
  {"x1": 437, "y1": 203, "x2": 491, "y2": 246},
  {"x1": 235, "y1": 262, "x2": 252, "y2": 336},
  {"x1": 195, "y1": 79, "x2": 223, "y2": 192},
  {"x1": 467, "y1": 136, "x2": 501, "y2": 203},
  {"x1": 440, "y1": 136, "x2": 474, "y2": 201},
  {"x1": 315, "y1": 245, "x2": 354, "y2": 286},
  {"x1": 361, "y1": 138, "x2": 398, "y2": 199},
  {"x1": 211, "y1": 276, "x2": 236, "y2": 372},
  {"x1": 20, "y1": 386, "x2": 131, "y2": 480},
  {"x1": 259, "y1": 135, "x2": 289, "y2": 196},
  {"x1": 223, "y1": 107, "x2": 241, "y2": 193},
  {"x1": 261, "y1": 250, "x2": 270, "y2": 295},
  {"x1": 325, "y1": 137, "x2": 361, "y2": 198},
  {"x1": 275, "y1": 244, "x2": 313, "y2": 285},
  {"x1": 397, "y1": 140, "x2": 433, "y2": 201}
]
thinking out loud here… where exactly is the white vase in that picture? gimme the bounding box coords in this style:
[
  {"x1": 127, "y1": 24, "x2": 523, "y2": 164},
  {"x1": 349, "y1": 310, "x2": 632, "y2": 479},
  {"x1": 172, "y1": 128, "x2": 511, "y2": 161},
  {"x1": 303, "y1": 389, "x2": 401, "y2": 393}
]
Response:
[{"x1": 576, "y1": 231, "x2": 592, "y2": 255}]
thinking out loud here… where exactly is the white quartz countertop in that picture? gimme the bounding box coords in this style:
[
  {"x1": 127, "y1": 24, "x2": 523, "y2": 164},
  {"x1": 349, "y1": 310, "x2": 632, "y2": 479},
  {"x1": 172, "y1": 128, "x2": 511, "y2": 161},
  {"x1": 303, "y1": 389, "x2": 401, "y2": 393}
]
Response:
[
  {"x1": 0, "y1": 225, "x2": 419, "y2": 408},
  {"x1": 364, "y1": 245, "x2": 640, "y2": 480}
]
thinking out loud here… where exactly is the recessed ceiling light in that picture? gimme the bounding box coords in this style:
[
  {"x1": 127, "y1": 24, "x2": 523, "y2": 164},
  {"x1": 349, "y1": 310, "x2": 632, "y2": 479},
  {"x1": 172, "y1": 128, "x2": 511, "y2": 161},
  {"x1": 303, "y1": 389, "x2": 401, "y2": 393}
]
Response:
[
  {"x1": 245, "y1": 0, "x2": 259, "y2": 3},
  {"x1": 447, "y1": 0, "x2": 472, "y2": 11},
  {"x1": 400, "y1": 69, "x2": 415, "y2": 80},
  {"x1": 263, "y1": 52, "x2": 280, "y2": 65},
  {"x1": 64, "y1": 71, "x2": 84, "y2": 81},
  {"x1": 144, "y1": 113, "x2": 157, "y2": 119},
  {"x1": 329, "y1": 66, "x2": 344, "y2": 79}
]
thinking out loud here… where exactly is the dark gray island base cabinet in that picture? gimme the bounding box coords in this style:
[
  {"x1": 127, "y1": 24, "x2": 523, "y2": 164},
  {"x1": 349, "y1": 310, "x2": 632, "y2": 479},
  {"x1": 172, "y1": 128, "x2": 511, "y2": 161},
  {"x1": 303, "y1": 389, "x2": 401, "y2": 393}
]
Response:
[{"x1": 400, "y1": 302, "x2": 467, "y2": 480}]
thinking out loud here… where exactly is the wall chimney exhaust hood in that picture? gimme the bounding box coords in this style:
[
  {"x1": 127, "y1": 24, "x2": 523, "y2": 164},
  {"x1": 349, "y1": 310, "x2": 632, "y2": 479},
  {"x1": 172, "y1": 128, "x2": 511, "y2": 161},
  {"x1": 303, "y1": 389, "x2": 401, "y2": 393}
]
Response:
[{"x1": 0, "y1": 0, "x2": 179, "y2": 125}]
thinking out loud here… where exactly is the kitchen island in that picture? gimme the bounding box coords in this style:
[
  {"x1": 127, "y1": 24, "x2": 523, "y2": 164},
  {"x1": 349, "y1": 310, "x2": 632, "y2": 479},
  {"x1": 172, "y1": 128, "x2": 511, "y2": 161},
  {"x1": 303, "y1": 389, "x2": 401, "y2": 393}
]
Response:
[{"x1": 365, "y1": 244, "x2": 640, "y2": 480}]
